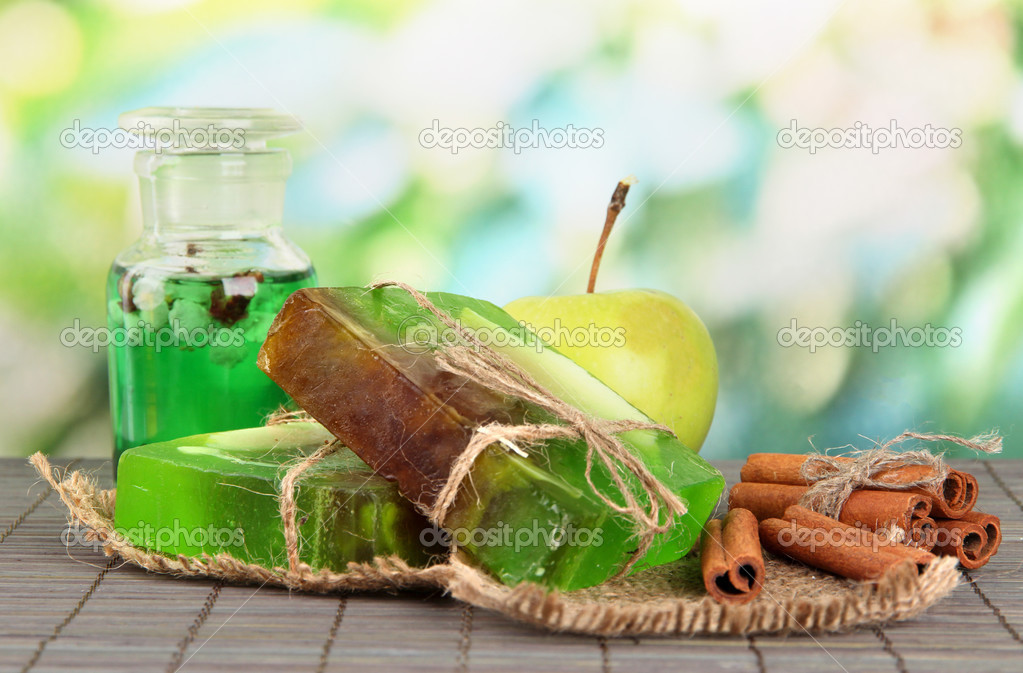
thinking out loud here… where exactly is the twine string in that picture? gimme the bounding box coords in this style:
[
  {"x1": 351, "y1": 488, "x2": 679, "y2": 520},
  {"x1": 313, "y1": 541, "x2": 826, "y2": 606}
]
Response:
[
  {"x1": 265, "y1": 408, "x2": 316, "y2": 425},
  {"x1": 278, "y1": 440, "x2": 341, "y2": 573},
  {"x1": 797, "y1": 431, "x2": 1002, "y2": 518}
]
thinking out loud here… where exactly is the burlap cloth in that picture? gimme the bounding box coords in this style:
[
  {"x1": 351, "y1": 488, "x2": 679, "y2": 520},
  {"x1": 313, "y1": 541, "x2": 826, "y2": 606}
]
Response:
[{"x1": 31, "y1": 455, "x2": 960, "y2": 637}]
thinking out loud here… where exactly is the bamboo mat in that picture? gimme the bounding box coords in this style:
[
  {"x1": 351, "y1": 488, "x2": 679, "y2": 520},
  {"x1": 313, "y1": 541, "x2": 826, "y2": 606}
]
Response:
[{"x1": 1, "y1": 458, "x2": 1020, "y2": 673}]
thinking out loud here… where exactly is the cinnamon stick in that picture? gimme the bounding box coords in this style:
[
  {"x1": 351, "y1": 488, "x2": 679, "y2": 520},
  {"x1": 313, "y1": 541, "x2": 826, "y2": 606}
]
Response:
[
  {"x1": 781, "y1": 505, "x2": 936, "y2": 568},
  {"x1": 931, "y1": 519, "x2": 988, "y2": 569},
  {"x1": 932, "y1": 513, "x2": 999, "y2": 569},
  {"x1": 959, "y1": 510, "x2": 1001, "y2": 560},
  {"x1": 906, "y1": 470, "x2": 976, "y2": 518},
  {"x1": 906, "y1": 516, "x2": 937, "y2": 552},
  {"x1": 740, "y1": 453, "x2": 973, "y2": 518},
  {"x1": 949, "y1": 470, "x2": 979, "y2": 517},
  {"x1": 758, "y1": 517, "x2": 920, "y2": 582},
  {"x1": 700, "y1": 508, "x2": 765, "y2": 605},
  {"x1": 729, "y1": 482, "x2": 931, "y2": 533}
]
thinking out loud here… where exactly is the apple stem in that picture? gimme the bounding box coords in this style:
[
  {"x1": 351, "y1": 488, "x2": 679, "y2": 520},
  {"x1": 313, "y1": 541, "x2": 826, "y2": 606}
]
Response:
[{"x1": 587, "y1": 176, "x2": 637, "y2": 293}]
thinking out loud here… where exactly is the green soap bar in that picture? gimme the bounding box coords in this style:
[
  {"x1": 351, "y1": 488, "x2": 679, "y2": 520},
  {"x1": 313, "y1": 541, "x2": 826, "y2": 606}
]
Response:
[
  {"x1": 114, "y1": 422, "x2": 436, "y2": 570},
  {"x1": 259, "y1": 287, "x2": 725, "y2": 590}
]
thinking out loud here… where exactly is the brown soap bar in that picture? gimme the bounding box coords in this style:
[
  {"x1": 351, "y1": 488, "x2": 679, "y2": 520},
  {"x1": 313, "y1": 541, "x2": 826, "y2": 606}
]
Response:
[{"x1": 257, "y1": 287, "x2": 527, "y2": 508}]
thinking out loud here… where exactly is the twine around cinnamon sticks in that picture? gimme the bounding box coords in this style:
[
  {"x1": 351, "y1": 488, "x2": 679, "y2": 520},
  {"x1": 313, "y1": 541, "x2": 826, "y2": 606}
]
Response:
[{"x1": 730, "y1": 433, "x2": 1004, "y2": 574}]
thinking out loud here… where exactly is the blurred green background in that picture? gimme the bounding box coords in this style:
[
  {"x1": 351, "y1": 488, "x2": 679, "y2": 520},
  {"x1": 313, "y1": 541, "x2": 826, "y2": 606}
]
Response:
[{"x1": 0, "y1": 0, "x2": 1018, "y2": 459}]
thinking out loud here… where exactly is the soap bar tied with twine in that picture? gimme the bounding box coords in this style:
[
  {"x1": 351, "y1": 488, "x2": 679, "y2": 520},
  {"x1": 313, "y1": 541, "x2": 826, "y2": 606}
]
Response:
[
  {"x1": 265, "y1": 281, "x2": 690, "y2": 581},
  {"x1": 369, "y1": 281, "x2": 688, "y2": 574}
]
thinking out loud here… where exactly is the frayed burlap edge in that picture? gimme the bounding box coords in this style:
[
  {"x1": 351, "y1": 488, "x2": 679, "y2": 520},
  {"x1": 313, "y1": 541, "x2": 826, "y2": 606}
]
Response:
[{"x1": 32, "y1": 455, "x2": 961, "y2": 637}]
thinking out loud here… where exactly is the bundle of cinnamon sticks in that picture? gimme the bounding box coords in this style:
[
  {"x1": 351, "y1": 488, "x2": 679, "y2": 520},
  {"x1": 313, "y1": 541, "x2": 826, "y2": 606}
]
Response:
[
  {"x1": 732, "y1": 453, "x2": 1001, "y2": 572},
  {"x1": 700, "y1": 451, "x2": 1001, "y2": 604}
]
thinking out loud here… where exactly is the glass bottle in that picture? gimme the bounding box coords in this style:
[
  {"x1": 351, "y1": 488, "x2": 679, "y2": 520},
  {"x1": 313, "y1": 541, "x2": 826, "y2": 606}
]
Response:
[{"x1": 108, "y1": 107, "x2": 316, "y2": 465}]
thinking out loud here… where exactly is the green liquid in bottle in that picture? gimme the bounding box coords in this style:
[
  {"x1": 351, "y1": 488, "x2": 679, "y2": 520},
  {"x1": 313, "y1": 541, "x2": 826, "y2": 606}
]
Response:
[{"x1": 107, "y1": 265, "x2": 315, "y2": 464}]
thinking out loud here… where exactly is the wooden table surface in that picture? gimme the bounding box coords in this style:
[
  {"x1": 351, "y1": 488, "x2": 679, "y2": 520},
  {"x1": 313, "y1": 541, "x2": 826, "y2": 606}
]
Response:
[{"x1": 1, "y1": 458, "x2": 1020, "y2": 673}]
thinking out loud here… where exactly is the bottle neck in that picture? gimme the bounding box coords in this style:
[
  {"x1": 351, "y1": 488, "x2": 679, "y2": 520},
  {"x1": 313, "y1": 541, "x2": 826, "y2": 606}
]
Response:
[{"x1": 135, "y1": 150, "x2": 291, "y2": 238}]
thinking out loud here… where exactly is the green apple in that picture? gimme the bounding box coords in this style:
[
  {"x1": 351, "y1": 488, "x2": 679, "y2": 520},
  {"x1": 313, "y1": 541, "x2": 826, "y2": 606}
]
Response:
[
  {"x1": 505, "y1": 290, "x2": 717, "y2": 450},
  {"x1": 504, "y1": 178, "x2": 718, "y2": 451}
]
